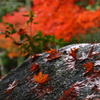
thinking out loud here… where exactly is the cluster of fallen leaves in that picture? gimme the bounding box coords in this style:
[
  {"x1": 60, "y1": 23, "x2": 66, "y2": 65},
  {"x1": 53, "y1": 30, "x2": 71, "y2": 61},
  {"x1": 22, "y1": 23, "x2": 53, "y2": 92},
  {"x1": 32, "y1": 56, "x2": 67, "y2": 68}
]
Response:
[
  {"x1": 4, "y1": 45, "x2": 100, "y2": 99},
  {"x1": 59, "y1": 44, "x2": 100, "y2": 100},
  {"x1": 28, "y1": 48, "x2": 61, "y2": 98},
  {"x1": 4, "y1": 48, "x2": 60, "y2": 99},
  {"x1": 30, "y1": 71, "x2": 53, "y2": 99},
  {"x1": 59, "y1": 86, "x2": 79, "y2": 100}
]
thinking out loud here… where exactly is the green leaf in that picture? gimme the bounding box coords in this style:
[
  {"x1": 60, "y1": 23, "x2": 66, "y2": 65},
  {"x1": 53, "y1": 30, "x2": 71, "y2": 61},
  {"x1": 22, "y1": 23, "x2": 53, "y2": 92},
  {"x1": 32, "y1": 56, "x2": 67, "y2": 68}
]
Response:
[
  {"x1": 23, "y1": 15, "x2": 29, "y2": 17},
  {"x1": 5, "y1": 22, "x2": 9, "y2": 25},
  {"x1": 29, "y1": 17, "x2": 33, "y2": 22},
  {"x1": 5, "y1": 30, "x2": 10, "y2": 34},
  {"x1": 26, "y1": 21, "x2": 30, "y2": 25},
  {"x1": 37, "y1": 31, "x2": 42, "y2": 37},
  {"x1": 20, "y1": 34, "x2": 26, "y2": 40},
  {"x1": 5, "y1": 34, "x2": 9, "y2": 38},
  {"x1": 5, "y1": 22, "x2": 13, "y2": 28},
  {"x1": 34, "y1": 22, "x2": 38, "y2": 24},
  {"x1": 29, "y1": 10, "x2": 35, "y2": 15},
  {"x1": 11, "y1": 29, "x2": 16, "y2": 34}
]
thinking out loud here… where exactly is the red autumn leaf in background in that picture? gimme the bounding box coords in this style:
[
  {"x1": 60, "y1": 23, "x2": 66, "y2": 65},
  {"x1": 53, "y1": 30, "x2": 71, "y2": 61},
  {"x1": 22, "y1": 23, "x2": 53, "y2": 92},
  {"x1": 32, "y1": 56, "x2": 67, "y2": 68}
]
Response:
[
  {"x1": 30, "y1": 63, "x2": 39, "y2": 72},
  {"x1": 46, "y1": 48, "x2": 62, "y2": 60},
  {"x1": 17, "y1": 28, "x2": 27, "y2": 35},
  {"x1": 83, "y1": 62, "x2": 94, "y2": 75},
  {"x1": 88, "y1": 0, "x2": 96, "y2": 5},
  {"x1": 32, "y1": 0, "x2": 100, "y2": 41},
  {"x1": 0, "y1": 0, "x2": 100, "y2": 58},
  {"x1": 4, "y1": 80, "x2": 19, "y2": 94},
  {"x1": 34, "y1": 71, "x2": 51, "y2": 84}
]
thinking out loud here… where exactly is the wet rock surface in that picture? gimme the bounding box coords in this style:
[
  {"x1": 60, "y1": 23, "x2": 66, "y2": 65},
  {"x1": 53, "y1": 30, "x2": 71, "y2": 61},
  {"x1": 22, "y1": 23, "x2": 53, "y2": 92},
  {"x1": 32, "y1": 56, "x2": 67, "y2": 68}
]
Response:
[{"x1": 0, "y1": 43, "x2": 100, "y2": 100}]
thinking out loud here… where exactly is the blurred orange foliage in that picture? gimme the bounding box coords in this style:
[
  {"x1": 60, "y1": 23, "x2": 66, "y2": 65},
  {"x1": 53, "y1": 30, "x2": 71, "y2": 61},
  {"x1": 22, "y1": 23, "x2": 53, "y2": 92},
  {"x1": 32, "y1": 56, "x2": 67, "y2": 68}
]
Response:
[
  {"x1": 32, "y1": 0, "x2": 100, "y2": 41},
  {"x1": 0, "y1": 0, "x2": 100, "y2": 58}
]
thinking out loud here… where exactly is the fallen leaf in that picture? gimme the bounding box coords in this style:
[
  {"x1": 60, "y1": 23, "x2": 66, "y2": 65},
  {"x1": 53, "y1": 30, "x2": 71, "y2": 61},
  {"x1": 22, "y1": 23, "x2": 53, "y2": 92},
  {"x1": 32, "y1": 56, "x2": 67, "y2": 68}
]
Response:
[
  {"x1": 34, "y1": 72, "x2": 51, "y2": 84},
  {"x1": 78, "y1": 46, "x2": 100, "y2": 62},
  {"x1": 46, "y1": 48, "x2": 62, "y2": 60},
  {"x1": 4, "y1": 80, "x2": 19, "y2": 94},
  {"x1": 32, "y1": 84, "x2": 53, "y2": 99},
  {"x1": 30, "y1": 54, "x2": 40, "y2": 62},
  {"x1": 85, "y1": 94, "x2": 96, "y2": 100},
  {"x1": 83, "y1": 62, "x2": 94, "y2": 76},
  {"x1": 59, "y1": 86, "x2": 78, "y2": 100},
  {"x1": 66, "y1": 61, "x2": 76, "y2": 71},
  {"x1": 70, "y1": 48, "x2": 78, "y2": 60},
  {"x1": 30, "y1": 63, "x2": 39, "y2": 72}
]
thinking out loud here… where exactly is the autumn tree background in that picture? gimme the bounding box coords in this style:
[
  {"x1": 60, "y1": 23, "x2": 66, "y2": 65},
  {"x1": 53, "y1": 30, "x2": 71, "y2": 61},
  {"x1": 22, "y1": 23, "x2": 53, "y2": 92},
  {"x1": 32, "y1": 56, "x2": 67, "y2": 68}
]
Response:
[{"x1": 0, "y1": 0, "x2": 100, "y2": 77}]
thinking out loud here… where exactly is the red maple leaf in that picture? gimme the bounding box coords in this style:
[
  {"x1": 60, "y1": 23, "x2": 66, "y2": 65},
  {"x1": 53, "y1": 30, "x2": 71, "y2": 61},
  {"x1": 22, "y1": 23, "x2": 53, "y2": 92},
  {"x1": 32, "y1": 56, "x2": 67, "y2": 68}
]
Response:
[
  {"x1": 30, "y1": 63, "x2": 39, "y2": 72},
  {"x1": 46, "y1": 48, "x2": 57, "y2": 54},
  {"x1": 70, "y1": 48, "x2": 78, "y2": 60},
  {"x1": 4, "y1": 80, "x2": 19, "y2": 94},
  {"x1": 83, "y1": 62, "x2": 94, "y2": 76},
  {"x1": 69, "y1": 86, "x2": 75, "y2": 92},
  {"x1": 46, "y1": 48, "x2": 62, "y2": 60}
]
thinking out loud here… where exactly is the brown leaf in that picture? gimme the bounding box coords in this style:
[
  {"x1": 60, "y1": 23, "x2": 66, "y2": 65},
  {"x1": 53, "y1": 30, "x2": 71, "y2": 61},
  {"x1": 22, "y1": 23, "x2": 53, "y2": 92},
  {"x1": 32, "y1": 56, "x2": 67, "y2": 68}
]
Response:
[
  {"x1": 32, "y1": 84, "x2": 53, "y2": 99},
  {"x1": 59, "y1": 86, "x2": 78, "y2": 100},
  {"x1": 4, "y1": 80, "x2": 19, "y2": 94}
]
